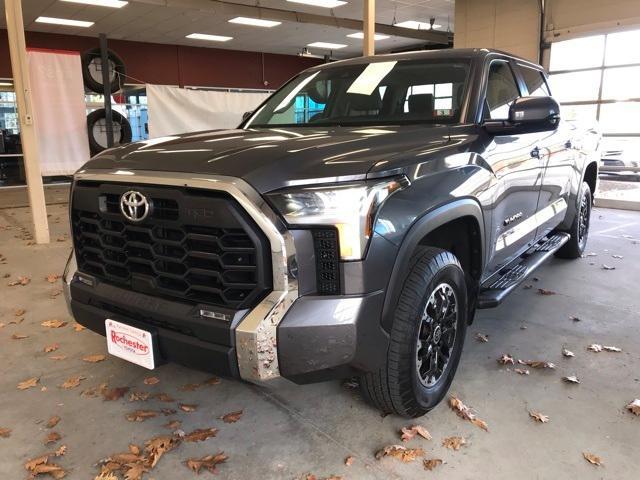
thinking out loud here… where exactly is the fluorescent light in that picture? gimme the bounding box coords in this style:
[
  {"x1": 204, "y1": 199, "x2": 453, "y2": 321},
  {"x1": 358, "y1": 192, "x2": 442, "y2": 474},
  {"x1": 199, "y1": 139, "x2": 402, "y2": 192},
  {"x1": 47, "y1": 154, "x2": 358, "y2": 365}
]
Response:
[
  {"x1": 0, "y1": 82, "x2": 13, "y2": 87},
  {"x1": 60, "y1": 0, "x2": 128, "y2": 7},
  {"x1": 395, "y1": 20, "x2": 442, "y2": 30},
  {"x1": 347, "y1": 32, "x2": 390, "y2": 40},
  {"x1": 287, "y1": 0, "x2": 347, "y2": 8},
  {"x1": 35, "y1": 16, "x2": 94, "y2": 28},
  {"x1": 186, "y1": 33, "x2": 233, "y2": 42},
  {"x1": 308, "y1": 41, "x2": 347, "y2": 49},
  {"x1": 229, "y1": 17, "x2": 281, "y2": 28}
]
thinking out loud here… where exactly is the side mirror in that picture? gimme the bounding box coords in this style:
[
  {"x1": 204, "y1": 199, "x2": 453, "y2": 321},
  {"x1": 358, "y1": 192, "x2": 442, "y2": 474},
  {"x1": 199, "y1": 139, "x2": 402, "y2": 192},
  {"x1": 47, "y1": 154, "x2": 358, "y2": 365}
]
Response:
[
  {"x1": 483, "y1": 96, "x2": 561, "y2": 135},
  {"x1": 242, "y1": 111, "x2": 253, "y2": 121}
]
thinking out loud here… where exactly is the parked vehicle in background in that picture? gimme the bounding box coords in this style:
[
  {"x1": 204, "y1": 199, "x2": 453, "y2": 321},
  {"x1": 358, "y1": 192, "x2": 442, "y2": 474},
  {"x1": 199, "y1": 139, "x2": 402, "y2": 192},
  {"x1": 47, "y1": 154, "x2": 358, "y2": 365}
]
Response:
[
  {"x1": 600, "y1": 137, "x2": 640, "y2": 179},
  {"x1": 63, "y1": 48, "x2": 600, "y2": 417}
]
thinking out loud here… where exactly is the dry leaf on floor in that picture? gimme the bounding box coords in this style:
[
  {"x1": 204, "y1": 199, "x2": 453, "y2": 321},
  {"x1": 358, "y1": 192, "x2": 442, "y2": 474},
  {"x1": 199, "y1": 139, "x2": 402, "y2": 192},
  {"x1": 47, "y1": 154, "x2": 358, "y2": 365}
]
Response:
[
  {"x1": 588, "y1": 344, "x2": 602, "y2": 352},
  {"x1": 423, "y1": 458, "x2": 443, "y2": 471},
  {"x1": 103, "y1": 387, "x2": 129, "y2": 401},
  {"x1": 143, "y1": 376, "x2": 159, "y2": 385},
  {"x1": 183, "y1": 427, "x2": 218, "y2": 442},
  {"x1": 24, "y1": 455, "x2": 66, "y2": 479},
  {"x1": 14, "y1": 308, "x2": 26, "y2": 316},
  {"x1": 400, "y1": 425, "x2": 432, "y2": 442},
  {"x1": 475, "y1": 333, "x2": 489, "y2": 343},
  {"x1": 73, "y1": 323, "x2": 86, "y2": 332},
  {"x1": 562, "y1": 348, "x2": 575, "y2": 357},
  {"x1": 49, "y1": 355, "x2": 67, "y2": 361},
  {"x1": 603, "y1": 345, "x2": 622, "y2": 352},
  {"x1": 514, "y1": 368, "x2": 530, "y2": 375},
  {"x1": 60, "y1": 376, "x2": 85, "y2": 389},
  {"x1": 44, "y1": 343, "x2": 60, "y2": 353},
  {"x1": 8, "y1": 276, "x2": 30, "y2": 286},
  {"x1": 0, "y1": 427, "x2": 11, "y2": 438},
  {"x1": 164, "y1": 420, "x2": 181, "y2": 430},
  {"x1": 583, "y1": 452, "x2": 603, "y2": 466},
  {"x1": 46, "y1": 416, "x2": 61, "y2": 429},
  {"x1": 220, "y1": 410, "x2": 243, "y2": 423},
  {"x1": 128, "y1": 391, "x2": 150, "y2": 402},
  {"x1": 625, "y1": 399, "x2": 640, "y2": 415},
  {"x1": 537, "y1": 288, "x2": 556, "y2": 295},
  {"x1": 46, "y1": 274, "x2": 61, "y2": 283},
  {"x1": 442, "y1": 436, "x2": 466, "y2": 450},
  {"x1": 18, "y1": 377, "x2": 39, "y2": 390},
  {"x1": 41, "y1": 320, "x2": 67, "y2": 329},
  {"x1": 54, "y1": 445, "x2": 67, "y2": 457},
  {"x1": 563, "y1": 375, "x2": 580, "y2": 384},
  {"x1": 529, "y1": 411, "x2": 549, "y2": 423},
  {"x1": 448, "y1": 395, "x2": 489, "y2": 431},
  {"x1": 184, "y1": 452, "x2": 228, "y2": 474},
  {"x1": 498, "y1": 354, "x2": 515, "y2": 365},
  {"x1": 161, "y1": 408, "x2": 177, "y2": 416},
  {"x1": 375, "y1": 445, "x2": 424, "y2": 462},
  {"x1": 518, "y1": 360, "x2": 556, "y2": 369},
  {"x1": 179, "y1": 404, "x2": 198, "y2": 413},
  {"x1": 154, "y1": 393, "x2": 174, "y2": 403},
  {"x1": 125, "y1": 410, "x2": 159, "y2": 422},
  {"x1": 204, "y1": 376, "x2": 221, "y2": 385},
  {"x1": 81, "y1": 383, "x2": 108, "y2": 399},
  {"x1": 570, "y1": 316, "x2": 581, "y2": 322},
  {"x1": 345, "y1": 456, "x2": 354, "y2": 466},
  {"x1": 11, "y1": 333, "x2": 28, "y2": 339},
  {"x1": 44, "y1": 432, "x2": 62, "y2": 445},
  {"x1": 83, "y1": 354, "x2": 106, "y2": 363},
  {"x1": 145, "y1": 435, "x2": 180, "y2": 468}
]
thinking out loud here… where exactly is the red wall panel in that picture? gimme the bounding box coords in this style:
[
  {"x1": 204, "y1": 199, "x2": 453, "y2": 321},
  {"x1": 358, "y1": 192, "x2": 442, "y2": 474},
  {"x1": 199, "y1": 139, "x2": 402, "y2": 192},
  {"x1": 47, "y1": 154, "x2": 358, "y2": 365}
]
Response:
[{"x1": 0, "y1": 29, "x2": 321, "y2": 89}]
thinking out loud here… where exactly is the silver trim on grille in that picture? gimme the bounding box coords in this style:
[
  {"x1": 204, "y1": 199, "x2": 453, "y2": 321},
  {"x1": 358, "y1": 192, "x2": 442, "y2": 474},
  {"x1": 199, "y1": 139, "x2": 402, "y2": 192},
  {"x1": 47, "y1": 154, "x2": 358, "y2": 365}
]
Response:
[{"x1": 69, "y1": 168, "x2": 298, "y2": 382}]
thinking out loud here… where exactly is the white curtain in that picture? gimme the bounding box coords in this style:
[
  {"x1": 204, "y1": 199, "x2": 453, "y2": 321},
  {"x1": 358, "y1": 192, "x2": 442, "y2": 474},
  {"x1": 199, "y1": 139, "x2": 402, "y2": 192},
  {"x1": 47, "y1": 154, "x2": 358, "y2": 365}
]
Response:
[
  {"x1": 147, "y1": 84, "x2": 269, "y2": 138},
  {"x1": 27, "y1": 49, "x2": 90, "y2": 176}
]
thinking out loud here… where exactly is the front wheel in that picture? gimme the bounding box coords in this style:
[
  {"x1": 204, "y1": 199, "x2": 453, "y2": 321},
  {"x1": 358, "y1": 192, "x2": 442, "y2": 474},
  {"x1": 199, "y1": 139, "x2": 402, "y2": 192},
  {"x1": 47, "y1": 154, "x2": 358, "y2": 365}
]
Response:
[
  {"x1": 360, "y1": 247, "x2": 467, "y2": 417},
  {"x1": 555, "y1": 181, "x2": 592, "y2": 259}
]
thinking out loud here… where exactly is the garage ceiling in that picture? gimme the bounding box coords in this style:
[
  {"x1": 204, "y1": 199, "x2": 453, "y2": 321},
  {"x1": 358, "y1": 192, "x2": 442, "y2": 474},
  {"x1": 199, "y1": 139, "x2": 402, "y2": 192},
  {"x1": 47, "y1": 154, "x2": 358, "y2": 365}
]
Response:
[{"x1": 0, "y1": 0, "x2": 454, "y2": 58}]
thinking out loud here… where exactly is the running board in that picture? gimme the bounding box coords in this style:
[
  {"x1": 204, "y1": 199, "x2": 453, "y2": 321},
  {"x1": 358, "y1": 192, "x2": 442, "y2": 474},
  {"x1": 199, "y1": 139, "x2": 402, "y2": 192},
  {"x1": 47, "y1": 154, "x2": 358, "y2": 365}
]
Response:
[{"x1": 477, "y1": 233, "x2": 570, "y2": 309}]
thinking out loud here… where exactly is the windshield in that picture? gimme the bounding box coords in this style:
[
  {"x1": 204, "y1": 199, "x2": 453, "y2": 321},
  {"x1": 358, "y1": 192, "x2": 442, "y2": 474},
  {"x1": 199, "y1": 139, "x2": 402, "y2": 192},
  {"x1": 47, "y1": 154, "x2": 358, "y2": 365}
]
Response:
[{"x1": 245, "y1": 59, "x2": 470, "y2": 128}]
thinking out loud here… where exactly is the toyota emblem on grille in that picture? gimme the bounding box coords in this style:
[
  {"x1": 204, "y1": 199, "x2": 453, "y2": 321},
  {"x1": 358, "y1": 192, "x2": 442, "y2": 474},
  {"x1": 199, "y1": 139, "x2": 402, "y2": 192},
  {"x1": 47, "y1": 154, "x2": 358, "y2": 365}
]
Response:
[{"x1": 120, "y1": 191, "x2": 150, "y2": 222}]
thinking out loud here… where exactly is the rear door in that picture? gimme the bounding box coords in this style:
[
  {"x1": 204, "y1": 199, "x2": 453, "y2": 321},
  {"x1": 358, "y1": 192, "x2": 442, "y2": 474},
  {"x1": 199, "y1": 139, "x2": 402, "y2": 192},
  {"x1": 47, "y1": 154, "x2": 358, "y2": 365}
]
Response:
[{"x1": 482, "y1": 59, "x2": 546, "y2": 276}]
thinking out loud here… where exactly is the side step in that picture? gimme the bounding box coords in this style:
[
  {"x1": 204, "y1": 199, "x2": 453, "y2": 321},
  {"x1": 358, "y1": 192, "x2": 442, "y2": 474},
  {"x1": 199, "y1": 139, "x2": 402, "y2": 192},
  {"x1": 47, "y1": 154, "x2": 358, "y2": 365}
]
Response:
[{"x1": 477, "y1": 232, "x2": 570, "y2": 309}]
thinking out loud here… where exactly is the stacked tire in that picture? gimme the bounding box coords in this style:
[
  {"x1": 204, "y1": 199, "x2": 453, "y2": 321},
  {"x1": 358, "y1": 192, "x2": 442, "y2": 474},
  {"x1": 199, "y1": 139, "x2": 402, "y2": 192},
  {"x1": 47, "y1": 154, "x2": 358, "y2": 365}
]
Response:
[{"x1": 81, "y1": 47, "x2": 132, "y2": 154}]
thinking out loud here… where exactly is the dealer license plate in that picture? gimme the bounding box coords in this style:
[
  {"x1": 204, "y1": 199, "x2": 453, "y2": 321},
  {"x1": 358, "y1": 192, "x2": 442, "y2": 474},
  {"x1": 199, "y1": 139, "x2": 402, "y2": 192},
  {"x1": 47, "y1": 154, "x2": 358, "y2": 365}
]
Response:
[{"x1": 105, "y1": 319, "x2": 155, "y2": 370}]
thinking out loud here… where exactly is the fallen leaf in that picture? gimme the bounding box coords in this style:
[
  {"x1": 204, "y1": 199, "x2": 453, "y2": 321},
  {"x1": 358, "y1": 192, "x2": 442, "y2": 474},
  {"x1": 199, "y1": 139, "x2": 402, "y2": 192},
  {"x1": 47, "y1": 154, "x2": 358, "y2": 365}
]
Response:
[
  {"x1": 603, "y1": 345, "x2": 622, "y2": 352},
  {"x1": 46, "y1": 274, "x2": 61, "y2": 283},
  {"x1": 161, "y1": 408, "x2": 177, "y2": 416},
  {"x1": 514, "y1": 368, "x2": 530, "y2": 375},
  {"x1": 49, "y1": 355, "x2": 67, "y2": 361},
  {"x1": 154, "y1": 393, "x2": 174, "y2": 403},
  {"x1": 41, "y1": 319, "x2": 67, "y2": 329},
  {"x1": 375, "y1": 445, "x2": 424, "y2": 462},
  {"x1": 103, "y1": 386, "x2": 130, "y2": 401},
  {"x1": 449, "y1": 395, "x2": 489, "y2": 431},
  {"x1": 563, "y1": 375, "x2": 581, "y2": 384},
  {"x1": 183, "y1": 427, "x2": 218, "y2": 442},
  {"x1": 345, "y1": 456, "x2": 354, "y2": 466},
  {"x1": 475, "y1": 333, "x2": 489, "y2": 343},
  {"x1": 81, "y1": 383, "x2": 108, "y2": 398},
  {"x1": 145, "y1": 435, "x2": 180, "y2": 468},
  {"x1": 583, "y1": 452, "x2": 603, "y2": 466},
  {"x1": 46, "y1": 416, "x2": 61, "y2": 429},
  {"x1": 73, "y1": 323, "x2": 86, "y2": 332},
  {"x1": 143, "y1": 376, "x2": 159, "y2": 385},
  {"x1": 471, "y1": 417, "x2": 489, "y2": 431},
  {"x1": 54, "y1": 445, "x2": 67, "y2": 457},
  {"x1": 220, "y1": 410, "x2": 242, "y2": 423},
  {"x1": 11, "y1": 333, "x2": 28, "y2": 339},
  {"x1": 204, "y1": 376, "x2": 221, "y2": 385},
  {"x1": 8, "y1": 276, "x2": 30, "y2": 286},
  {"x1": 18, "y1": 377, "x2": 39, "y2": 390},
  {"x1": 24, "y1": 454, "x2": 66, "y2": 479},
  {"x1": 128, "y1": 391, "x2": 150, "y2": 402},
  {"x1": 14, "y1": 308, "x2": 26, "y2": 316},
  {"x1": 626, "y1": 399, "x2": 640, "y2": 415},
  {"x1": 562, "y1": 348, "x2": 575, "y2": 357},
  {"x1": 60, "y1": 376, "x2": 85, "y2": 389},
  {"x1": 164, "y1": 420, "x2": 182, "y2": 430},
  {"x1": 179, "y1": 404, "x2": 198, "y2": 413},
  {"x1": 44, "y1": 343, "x2": 60, "y2": 353},
  {"x1": 498, "y1": 354, "x2": 515, "y2": 365},
  {"x1": 44, "y1": 431, "x2": 62, "y2": 444},
  {"x1": 0, "y1": 427, "x2": 11, "y2": 438},
  {"x1": 537, "y1": 288, "x2": 556, "y2": 295},
  {"x1": 423, "y1": 458, "x2": 443, "y2": 471},
  {"x1": 570, "y1": 316, "x2": 581, "y2": 322},
  {"x1": 184, "y1": 452, "x2": 228, "y2": 474},
  {"x1": 83, "y1": 354, "x2": 106, "y2": 363},
  {"x1": 123, "y1": 463, "x2": 147, "y2": 480},
  {"x1": 529, "y1": 411, "x2": 549, "y2": 423},
  {"x1": 442, "y1": 436, "x2": 466, "y2": 450},
  {"x1": 125, "y1": 410, "x2": 159, "y2": 422},
  {"x1": 518, "y1": 360, "x2": 556, "y2": 369},
  {"x1": 400, "y1": 425, "x2": 432, "y2": 442}
]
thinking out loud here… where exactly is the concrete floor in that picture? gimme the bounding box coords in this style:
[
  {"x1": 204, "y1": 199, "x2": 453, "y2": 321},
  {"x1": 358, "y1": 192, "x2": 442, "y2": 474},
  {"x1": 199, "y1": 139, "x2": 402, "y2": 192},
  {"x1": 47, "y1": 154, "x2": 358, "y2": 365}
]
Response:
[{"x1": 1, "y1": 204, "x2": 639, "y2": 479}]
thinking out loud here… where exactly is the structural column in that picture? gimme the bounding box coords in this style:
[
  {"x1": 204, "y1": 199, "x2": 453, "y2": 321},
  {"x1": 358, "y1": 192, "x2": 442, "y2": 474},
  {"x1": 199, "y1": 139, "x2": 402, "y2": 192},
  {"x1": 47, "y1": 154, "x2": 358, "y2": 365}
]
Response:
[
  {"x1": 363, "y1": 0, "x2": 375, "y2": 56},
  {"x1": 4, "y1": 0, "x2": 50, "y2": 244}
]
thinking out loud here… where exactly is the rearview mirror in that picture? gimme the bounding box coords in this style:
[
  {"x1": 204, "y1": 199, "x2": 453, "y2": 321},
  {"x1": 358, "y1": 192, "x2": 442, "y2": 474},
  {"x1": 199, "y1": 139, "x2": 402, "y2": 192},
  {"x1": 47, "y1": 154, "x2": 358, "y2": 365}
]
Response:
[{"x1": 483, "y1": 96, "x2": 561, "y2": 135}]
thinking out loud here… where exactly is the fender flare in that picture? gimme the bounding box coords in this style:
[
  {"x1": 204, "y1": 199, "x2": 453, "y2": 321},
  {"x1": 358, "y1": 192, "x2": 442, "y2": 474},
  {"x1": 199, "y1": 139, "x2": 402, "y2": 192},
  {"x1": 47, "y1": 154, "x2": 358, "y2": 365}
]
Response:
[{"x1": 380, "y1": 198, "x2": 485, "y2": 333}]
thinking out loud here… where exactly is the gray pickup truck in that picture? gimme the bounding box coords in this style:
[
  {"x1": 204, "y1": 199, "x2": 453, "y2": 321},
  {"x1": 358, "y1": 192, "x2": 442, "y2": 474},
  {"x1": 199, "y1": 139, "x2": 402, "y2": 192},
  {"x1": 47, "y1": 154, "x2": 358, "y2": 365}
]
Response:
[{"x1": 64, "y1": 48, "x2": 600, "y2": 417}]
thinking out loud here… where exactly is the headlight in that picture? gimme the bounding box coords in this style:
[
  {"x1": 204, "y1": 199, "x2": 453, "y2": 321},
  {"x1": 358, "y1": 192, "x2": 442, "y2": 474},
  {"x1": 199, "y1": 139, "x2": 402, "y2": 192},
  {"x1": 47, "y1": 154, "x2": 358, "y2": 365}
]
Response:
[{"x1": 268, "y1": 177, "x2": 409, "y2": 260}]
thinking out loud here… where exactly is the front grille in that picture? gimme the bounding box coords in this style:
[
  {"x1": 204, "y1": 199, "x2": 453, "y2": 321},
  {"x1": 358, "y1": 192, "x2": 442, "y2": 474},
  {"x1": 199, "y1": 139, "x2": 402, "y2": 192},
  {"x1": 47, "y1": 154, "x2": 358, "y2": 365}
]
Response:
[{"x1": 71, "y1": 182, "x2": 272, "y2": 310}]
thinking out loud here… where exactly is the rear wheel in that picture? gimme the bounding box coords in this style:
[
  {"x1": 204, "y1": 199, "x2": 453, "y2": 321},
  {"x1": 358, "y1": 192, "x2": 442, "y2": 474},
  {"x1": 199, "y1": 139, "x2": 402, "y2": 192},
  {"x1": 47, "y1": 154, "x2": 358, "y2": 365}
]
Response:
[
  {"x1": 360, "y1": 247, "x2": 467, "y2": 417},
  {"x1": 556, "y1": 181, "x2": 592, "y2": 259}
]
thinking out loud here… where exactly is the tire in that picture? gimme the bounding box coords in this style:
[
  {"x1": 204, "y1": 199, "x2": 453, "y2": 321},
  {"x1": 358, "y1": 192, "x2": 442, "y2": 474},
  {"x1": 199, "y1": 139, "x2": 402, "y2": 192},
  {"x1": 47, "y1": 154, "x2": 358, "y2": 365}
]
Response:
[
  {"x1": 555, "y1": 181, "x2": 592, "y2": 259},
  {"x1": 81, "y1": 47, "x2": 125, "y2": 94},
  {"x1": 360, "y1": 247, "x2": 468, "y2": 417},
  {"x1": 86, "y1": 108, "x2": 133, "y2": 156}
]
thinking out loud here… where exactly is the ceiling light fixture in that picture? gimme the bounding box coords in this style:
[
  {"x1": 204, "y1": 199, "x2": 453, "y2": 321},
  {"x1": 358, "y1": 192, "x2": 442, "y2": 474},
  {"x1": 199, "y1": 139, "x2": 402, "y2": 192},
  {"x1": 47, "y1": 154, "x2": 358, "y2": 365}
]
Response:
[
  {"x1": 60, "y1": 0, "x2": 129, "y2": 8},
  {"x1": 347, "y1": 32, "x2": 390, "y2": 40},
  {"x1": 0, "y1": 82, "x2": 13, "y2": 87},
  {"x1": 394, "y1": 20, "x2": 442, "y2": 30},
  {"x1": 35, "y1": 16, "x2": 94, "y2": 27},
  {"x1": 287, "y1": 0, "x2": 347, "y2": 8},
  {"x1": 228, "y1": 17, "x2": 281, "y2": 28},
  {"x1": 308, "y1": 41, "x2": 347, "y2": 49},
  {"x1": 186, "y1": 33, "x2": 233, "y2": 42}
]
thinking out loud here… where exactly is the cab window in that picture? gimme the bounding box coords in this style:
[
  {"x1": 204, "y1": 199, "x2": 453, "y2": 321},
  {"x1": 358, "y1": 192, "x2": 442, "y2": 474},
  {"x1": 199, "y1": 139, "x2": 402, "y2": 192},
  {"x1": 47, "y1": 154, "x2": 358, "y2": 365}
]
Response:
[
  {"x1": 484, "y1": 61, "x2": 521, "y2": 120},
  {"x1": 519, "y1": 65, "x2": 552, "y2": 97}
]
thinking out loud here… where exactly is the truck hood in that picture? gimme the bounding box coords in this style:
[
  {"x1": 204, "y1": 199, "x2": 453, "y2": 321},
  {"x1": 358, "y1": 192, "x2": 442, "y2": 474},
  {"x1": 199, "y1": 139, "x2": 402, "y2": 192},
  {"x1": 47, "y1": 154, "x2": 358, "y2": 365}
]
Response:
[{"x1": 82, "y1": 126, "x2": 450, "y2": 193}]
